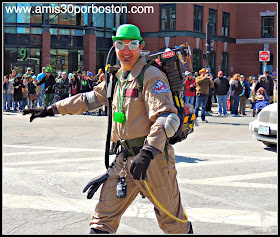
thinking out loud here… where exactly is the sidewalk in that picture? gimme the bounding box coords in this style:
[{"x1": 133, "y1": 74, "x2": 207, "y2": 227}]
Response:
[{"x1": 204, "y1": 101, "x2": 254, "y2": 118}]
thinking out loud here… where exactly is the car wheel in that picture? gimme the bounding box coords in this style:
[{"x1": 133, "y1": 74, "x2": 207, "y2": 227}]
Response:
[{"x1": 262, "y1": 141, "x2": 277, "y2": 147}]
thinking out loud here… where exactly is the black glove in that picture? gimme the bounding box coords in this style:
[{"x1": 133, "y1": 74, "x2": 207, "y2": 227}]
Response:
[
  {"x1": 22, "y1": 107, "x2": 54, "y2": 122},
  {"x1": 83, "y1": 173, "x2": 109, "y2": 199},
  {"x1": 130, "y1": 149, "x2": 153, "y2": 180}
]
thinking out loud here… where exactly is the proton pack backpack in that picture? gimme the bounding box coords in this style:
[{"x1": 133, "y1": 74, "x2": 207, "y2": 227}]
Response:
[
  {"x1": 137, "y1": 47, "x2": 196, "y2": 145},
  {"x1": 104, "y1": 45, "x2": 196, "y2": 169}
]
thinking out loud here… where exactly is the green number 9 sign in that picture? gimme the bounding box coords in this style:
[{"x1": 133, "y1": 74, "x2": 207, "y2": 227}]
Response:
[{"x1": 19, "y1": 48, "x2": 27, "y2": 60}]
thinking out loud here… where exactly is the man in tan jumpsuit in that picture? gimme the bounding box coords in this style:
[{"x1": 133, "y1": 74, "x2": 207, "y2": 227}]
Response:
[{"x1": 23, "y1": 24, "x2": 193, "y2": 234}]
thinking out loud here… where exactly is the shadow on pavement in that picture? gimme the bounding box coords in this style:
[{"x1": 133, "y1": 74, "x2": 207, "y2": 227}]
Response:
[
  {"x1": 264, "y1": 146, "x2": 277, "y2": 153},
  {"x1": 206, "y1": 121, "x2": 250, "y2": 126},
  {"x1": 175, "y1": 155, "x2": 207, "y2": 164},
  {"x1": 3, "y1": 112, "x2": 18, "y2": 116}
]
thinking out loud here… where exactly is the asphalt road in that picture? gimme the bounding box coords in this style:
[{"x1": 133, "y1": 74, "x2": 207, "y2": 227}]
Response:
[{"x1": 2, "y1": 105, "x2": 278, "y2": 235}]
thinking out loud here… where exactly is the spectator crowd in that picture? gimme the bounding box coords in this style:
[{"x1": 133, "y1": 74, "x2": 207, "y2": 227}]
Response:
[
  {"x1": 182, "y1": 68, "x2": 277, "y2": 122},
  {"x1": 3, "y1": 66, "x2": 277, "y2": 120},
  {"x1": 3, "y1": 67, "x2": 107, "y2": 116}
]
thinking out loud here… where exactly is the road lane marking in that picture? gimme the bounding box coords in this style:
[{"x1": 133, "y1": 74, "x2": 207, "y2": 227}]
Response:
[
  {"x1": 4, "y1": 165, "x2": 277, "y2": 191},
  {"x1": 175, "y1": 157, "x2": 276, "y2": 168},
  {"x1": 3, "y1": 144, "x2": 103, "y2": 157},
  {"x1": 178, "y1": 171, "x2": 277, "y2": 189},
  {"x1": 3, "y1": 144, "x2": 102, "y2": 151},
  {"x1": 175, "y1": 152, "x2": 276, "y2": 161},
  {"x1": 3, "y1": 193, "x2": 277, "y2": 228},
  {"x1": 3, "y1": 167, "x2": 106, "y2": 178},
  {"x1": 4, "y1": 157, "x2": 105, "y2": 166}
]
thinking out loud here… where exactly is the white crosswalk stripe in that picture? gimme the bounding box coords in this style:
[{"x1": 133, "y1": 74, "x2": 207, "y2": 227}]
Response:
[
  {"x1": 3, "y1": 144, "x2": 277, "y2": 232},
  {"x1": 3, "y1": 193, "x2": 276, "y2": 228}
]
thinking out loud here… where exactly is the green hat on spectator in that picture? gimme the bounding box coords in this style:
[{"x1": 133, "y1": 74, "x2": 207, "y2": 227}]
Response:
[{"x1": 45, "y1": 65, "x2": 52, "y2": 73}]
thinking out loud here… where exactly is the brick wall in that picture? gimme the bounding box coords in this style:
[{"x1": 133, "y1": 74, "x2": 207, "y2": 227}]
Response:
[
  {"x1": 83, "y1": 33, "x2": 96, "y2": 73},
  {"x1": 41, "y1": 31, "x2": 50, "y2": 67}
]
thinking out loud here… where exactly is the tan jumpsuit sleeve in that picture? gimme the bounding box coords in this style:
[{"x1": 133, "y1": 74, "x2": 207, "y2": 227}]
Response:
[
  {"x1": 142, "y1": 66, "x2": 178, "y2": 153},
  {"x1": 52, "y1": 81, "x2": 107, "y2": 115}
]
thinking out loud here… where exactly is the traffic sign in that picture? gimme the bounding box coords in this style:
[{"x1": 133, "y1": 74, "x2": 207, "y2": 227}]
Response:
[{"x1": 259, "y1": 51, "x2": 270, "y2": 61}]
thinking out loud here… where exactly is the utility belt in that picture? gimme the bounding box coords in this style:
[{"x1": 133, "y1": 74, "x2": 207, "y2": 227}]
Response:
[{"x1": 114, "y1": 136, "x2": 146, "y2": 156}]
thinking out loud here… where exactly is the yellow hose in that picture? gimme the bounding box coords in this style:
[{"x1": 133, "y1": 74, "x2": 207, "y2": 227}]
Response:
[{"x1": 144, "y1": 180, "x2": 188, "y2": 223}]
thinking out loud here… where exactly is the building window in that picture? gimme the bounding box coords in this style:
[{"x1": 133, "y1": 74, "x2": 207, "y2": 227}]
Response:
[
  {"x1": 96, "y1": 49, "x2": 115, "y2": 74},
  {"x1": 3, "y1": 3, "x2": 43, "y2": 24},
  {"x1": 160, "y1": 4, "x2": 176, "y2": 31},
  {"x1": 92, "y1": 4, "x2": 117, "y2": 38},
  {"x1": 50, "y1": 49, "x2": 83, "y2": 75},
  {"x1": 4, "y1": 47, "x2": 41, "y2": 76},
  {"x1": 209, "y1": 9, "x2": 217, "y2": 35},
  {"x1": 30, "y1": 3, "x2": 43, "y2": 24},
  {"x1": 262, "y1": 16, "x2": 274, "y2": 38},
  {"x1": 222, "y1": 12, "x2": 230, "y2": 37},
  {"x1": 3, "y1": 3, "x2": 17, "y2": 23},
  {"x1": 194, "y1": 5, "x2": 203, "y2": 32},
  {"x1": 48, "y1": 4, "x2": 84, "y2": 26},
  {"x1": 4, "y1": 34, "x2": 42, "y2": 47},
  {"x1": 221, "y1": 52, "x2": 229, "y2": 77},
  {"x1": 193, "y1": 49, "x2": 202, "y2": 73}
]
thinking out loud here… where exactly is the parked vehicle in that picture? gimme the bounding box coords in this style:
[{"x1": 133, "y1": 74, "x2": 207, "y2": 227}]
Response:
[{"x1": 249, "y1": 103, "x2": 277, "y2": 147}]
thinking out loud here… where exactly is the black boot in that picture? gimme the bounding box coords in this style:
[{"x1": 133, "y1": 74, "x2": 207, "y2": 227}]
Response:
[
  {"x1": 89, "y1": 228, "x2": 110, "y2": 234},
  {"x1": 188, "y1": 222, "x2": 193, "y2": 234}
]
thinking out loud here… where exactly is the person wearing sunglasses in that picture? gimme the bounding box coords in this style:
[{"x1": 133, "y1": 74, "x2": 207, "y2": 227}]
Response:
[{"x1": 22, "y1": 24, "x2": 193, "y2": 235}]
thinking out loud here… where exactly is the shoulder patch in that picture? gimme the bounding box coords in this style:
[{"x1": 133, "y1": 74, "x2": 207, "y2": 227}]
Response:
[{"x1": 152, "y1": 80, "x2": 170, "y2": 94}]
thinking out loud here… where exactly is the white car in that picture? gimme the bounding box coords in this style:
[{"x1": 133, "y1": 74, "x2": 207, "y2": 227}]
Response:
[{"x1": 249, "y1": 103, "x2": 277, "y2": 147}]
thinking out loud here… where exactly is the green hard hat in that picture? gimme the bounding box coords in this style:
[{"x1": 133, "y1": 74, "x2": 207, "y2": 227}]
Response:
[{"x1": 112, "y1": 24, "x2": 145, "y2": 47}]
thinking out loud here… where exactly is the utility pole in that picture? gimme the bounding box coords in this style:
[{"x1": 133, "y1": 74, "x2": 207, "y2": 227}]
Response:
[{"x1": 205, "y1": 21, "x2": 213, "y2": 68}]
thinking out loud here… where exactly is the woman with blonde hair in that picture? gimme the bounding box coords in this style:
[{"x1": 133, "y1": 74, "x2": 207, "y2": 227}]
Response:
[
  {"x1": 249, "y1": 76, "x2": 257, "y2": 107},
  {"x1": 229, "y1": 73, "x2": 243, "y2": 116},
  {"x1": 97, "y1": 73, "x2": 105, "y2": 84}
]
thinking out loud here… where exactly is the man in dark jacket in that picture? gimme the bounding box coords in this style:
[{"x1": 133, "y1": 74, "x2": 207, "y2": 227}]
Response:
[
  {"x1": 264, "y1": 70, "x2": 274, "y2": 104},
  {"x1": 214, "y1": 71, "x2": 230, "y2": 116},
  {"x1": 37, "y1": 66, "x2": 56, "y2": 107},
  {"x1": 205, "y1": 68, "x2": 214, "y2": 115},
  {"x1": 56, "y1": 72, "x2": 70, "y2": 100},
  {"x1": 12, "y1": 77, "x2": 24, "y2": 111}
]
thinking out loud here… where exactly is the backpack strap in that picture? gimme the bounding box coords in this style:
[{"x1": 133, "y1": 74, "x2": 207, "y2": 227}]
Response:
[{"x1": 137, "y1": 60, "x2": 157, "y2": 93}]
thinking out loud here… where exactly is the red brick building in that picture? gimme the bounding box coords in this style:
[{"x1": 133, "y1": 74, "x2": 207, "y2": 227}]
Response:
[
  {"x1": 127, "y1": 3, "x2": 277, "y2": 78},
  {"x1": 3, "y1": 3, "x2": 277, "y2": 78}
]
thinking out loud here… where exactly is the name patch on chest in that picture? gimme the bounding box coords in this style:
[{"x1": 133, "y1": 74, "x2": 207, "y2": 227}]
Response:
[{"x1": 124, "y1": 88, "x2": 138, "y2": 97}]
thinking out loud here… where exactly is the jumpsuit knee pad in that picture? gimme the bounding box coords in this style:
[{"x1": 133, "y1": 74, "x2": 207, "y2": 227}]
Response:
[{"x1": 155, "y1": 113, "x2": 180, "y2": 138}]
